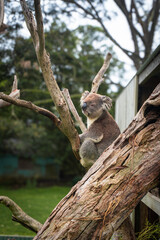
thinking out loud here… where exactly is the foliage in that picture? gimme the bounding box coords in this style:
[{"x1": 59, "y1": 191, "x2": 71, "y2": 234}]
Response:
[
  {"x1": 136, "y1": 221, "x2": 160, "y2": 240},
  {"x1": 0, "y1": 117, "x2": 54, "y2": 158},
  {"x1": 0, "y1": 185, "x2": 71, "y2": 236}
]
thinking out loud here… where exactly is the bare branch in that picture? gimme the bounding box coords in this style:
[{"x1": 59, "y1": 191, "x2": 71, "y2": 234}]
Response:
[
  {"x1": 20, "y1": 0, "x2": 39, "y2": 47},
  {"x1": 0, "y1": 76, "x2": 20, "y2": 108},
  {"x1": 147, "y1": 0, "x2": 160, "y2": 53},
  {"x1": 34, "y1": 0, "x2": 45, "y2": 55},
  {"x1": 0, "y1": 0, "x2": 8, "y2": 33},
  {"x1": 20, "y1": 0, "x2": 80, "y2": 159},
  {"x1": 114, "y1": 0, "x2": 141, "y2": 59},
  {"x1": 0, "y1": 90, "x2": 20, "y2": 108},
  {"x1": 0, "y1": 92, "x2": 62, "y2": 129},
  {"x1": 131, "y1": 0, "x2": 144, "y2": 29},
  {"x1": 0, "y1": 0, "x2": 4, "y2": 27},
  {"x1": 91, "y1": 53, "x2": 112, "y2": 93},
  {"x1": 12, "y1": 75, "x2": 18, "y2": 92},
  {"x1": 62, "y1": 88, "x2": 87, "y2": 132},
  {"x1": 0, "y1": 196, "x2": 42, "y2": 233}
]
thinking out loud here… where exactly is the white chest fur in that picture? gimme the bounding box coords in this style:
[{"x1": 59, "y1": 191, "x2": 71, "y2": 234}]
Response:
[{"x1": 87, "y1": 117, "x2": 98, "y2": 128}]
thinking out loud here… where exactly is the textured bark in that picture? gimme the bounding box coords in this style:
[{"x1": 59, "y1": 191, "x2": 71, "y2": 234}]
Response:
[{"x1": 34, "y1": 84, "x2": 160, "y2": 240}]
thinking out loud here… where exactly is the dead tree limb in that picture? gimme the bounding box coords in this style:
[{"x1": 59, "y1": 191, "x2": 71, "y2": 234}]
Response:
[
  {"x1": 0, "y1": 196, "x2": 42, "y2": 233},
  {"x1": 34, "y1": 84, "x2": 160, "y2": 240},
  {"x1": 0, "y1": 76, "x2": 20, "y2": 108},
  {"x1": 0, "y1": 0, "x2": 4, "y2": 27},
  {"x1": 20, "y1": 0, "x2": 80, "y2": 159},
  {"x1": 91, "y1": 52, "x2": 112, "y2": 94},
  {"x1": 0, "y1": 0, "x2": 7, "y2": 33},
  {"x1": 62, "y1": 88, "x2": 87, "y2": 132},
  {"x1": 0, "y1": 92, "x2": 62, "y2": 129},
  {"x1": 12, "y1": 75, "x2": 18, "y2": 91}
]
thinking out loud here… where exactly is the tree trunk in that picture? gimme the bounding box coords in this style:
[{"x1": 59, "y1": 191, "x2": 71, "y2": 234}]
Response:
[{"x1": 33, "y1": 85, "x2": 160, "y2": 239}]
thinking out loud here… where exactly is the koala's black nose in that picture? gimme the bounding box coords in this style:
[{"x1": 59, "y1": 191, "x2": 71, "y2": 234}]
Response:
[{"x1": 82, "y1": 102, "x2": 87, "y2": 110}]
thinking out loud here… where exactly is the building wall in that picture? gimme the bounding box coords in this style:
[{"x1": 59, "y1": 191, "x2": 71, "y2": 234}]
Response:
[
  {"x1": 115, "y1": 76, "x2": 138, "y2": 132},
  {"x1": 115, "y1": 45, "x2": 160, "y2": 132}
]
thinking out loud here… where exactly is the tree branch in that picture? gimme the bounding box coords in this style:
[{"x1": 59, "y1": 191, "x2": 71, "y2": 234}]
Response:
[
  {"x1": 0, "y1": 0, "x2": 7, "y2": 33},
  {"x1": 0, "y1": 92, "x2": 62, "y2": 129},
  {"x1": 20, "y1": 0, "x2": 39, "y2": 47},
  {"x1": 146, "y1": 0, "x2": 160, "y2": 55},
  {"x1": 34, "y1": 0, "x2": 45, "y2": 55},
  {"x1": 114, "y1": 0, "x2": 142, "y2": 68},
  {"x1": 0, "y1": 76, "x2": 20, "y2": 108},
  {"x1": 20, "y1": 0, "x2": 80, "y2": 159},
  {"x1": 0, "y1": 196, "x2": 42, "y2": 233},
  {"x1": 91, "y1": 53, "x2": 112, "y2": 94},
  {"x1": 131, "y1": 0, "x2": 145, "y2": 32},
  {"x1": 62, "y1": 88, "x2": 87, "y2": 132},
  {"x1": 0, "y1": 0, "x2": 4, "y2": 27}
]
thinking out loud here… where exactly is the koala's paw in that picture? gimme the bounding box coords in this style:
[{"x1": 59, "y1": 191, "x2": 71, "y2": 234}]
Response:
[{"x1": 87, "y1": 134, "x2": 103, "y2": 143}]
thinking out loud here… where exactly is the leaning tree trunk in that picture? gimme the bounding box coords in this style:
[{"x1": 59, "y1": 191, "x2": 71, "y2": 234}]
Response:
[{"x1": 33, "y1": 85, "x2": 160, "y2": 240}]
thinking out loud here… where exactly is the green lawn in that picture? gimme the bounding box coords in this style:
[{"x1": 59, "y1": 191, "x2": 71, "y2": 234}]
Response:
[{"x1": 0, "y1": 186, "x2": 71, "y2": 236}]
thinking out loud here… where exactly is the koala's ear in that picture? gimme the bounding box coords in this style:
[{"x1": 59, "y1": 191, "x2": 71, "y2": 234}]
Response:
[
  {"x1": 101, "y1": 95, "x2": 112, "y2": 110},
  {"x1": 80, "y1": 91, "x2": 90, "y2": 105}
]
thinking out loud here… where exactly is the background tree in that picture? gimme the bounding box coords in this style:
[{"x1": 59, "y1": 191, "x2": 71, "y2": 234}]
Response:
[{"x1": 51, "y1": 0, "x2": 160, "y2": 70}]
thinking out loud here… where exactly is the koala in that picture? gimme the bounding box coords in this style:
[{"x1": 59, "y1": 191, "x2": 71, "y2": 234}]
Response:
[{"x1": 79, "y1": 91, "x2": 120, "y2": 169}]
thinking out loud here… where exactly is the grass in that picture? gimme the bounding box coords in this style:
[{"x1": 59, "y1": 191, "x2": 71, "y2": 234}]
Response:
[
  {"x1": 0, "y1": 185, "x2": 71, "y2": 236},
  {"x1": 136, "y1": 221, "x2": 160, "y2": 240}
]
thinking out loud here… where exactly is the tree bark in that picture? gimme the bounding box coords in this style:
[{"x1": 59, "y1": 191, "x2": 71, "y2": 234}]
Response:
[{"x1": 33, "y1": 84, "x2": 160, "y2": 239}]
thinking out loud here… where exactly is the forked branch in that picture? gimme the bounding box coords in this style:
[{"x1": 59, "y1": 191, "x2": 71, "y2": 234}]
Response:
[
  {"x1": 0, "y1": 76, "x2": 20, "y2": 108},
  {"x1": 0, "y1": 0, "x2": 7, "y2": 33},
  {"x1": 0, "y1": 196, "x2": 42, "y2": 233}
]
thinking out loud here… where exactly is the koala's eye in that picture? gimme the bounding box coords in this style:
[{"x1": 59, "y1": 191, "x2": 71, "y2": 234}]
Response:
[{"x1": 90, "y1": 103, "x2": 95, "y2": 107}]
